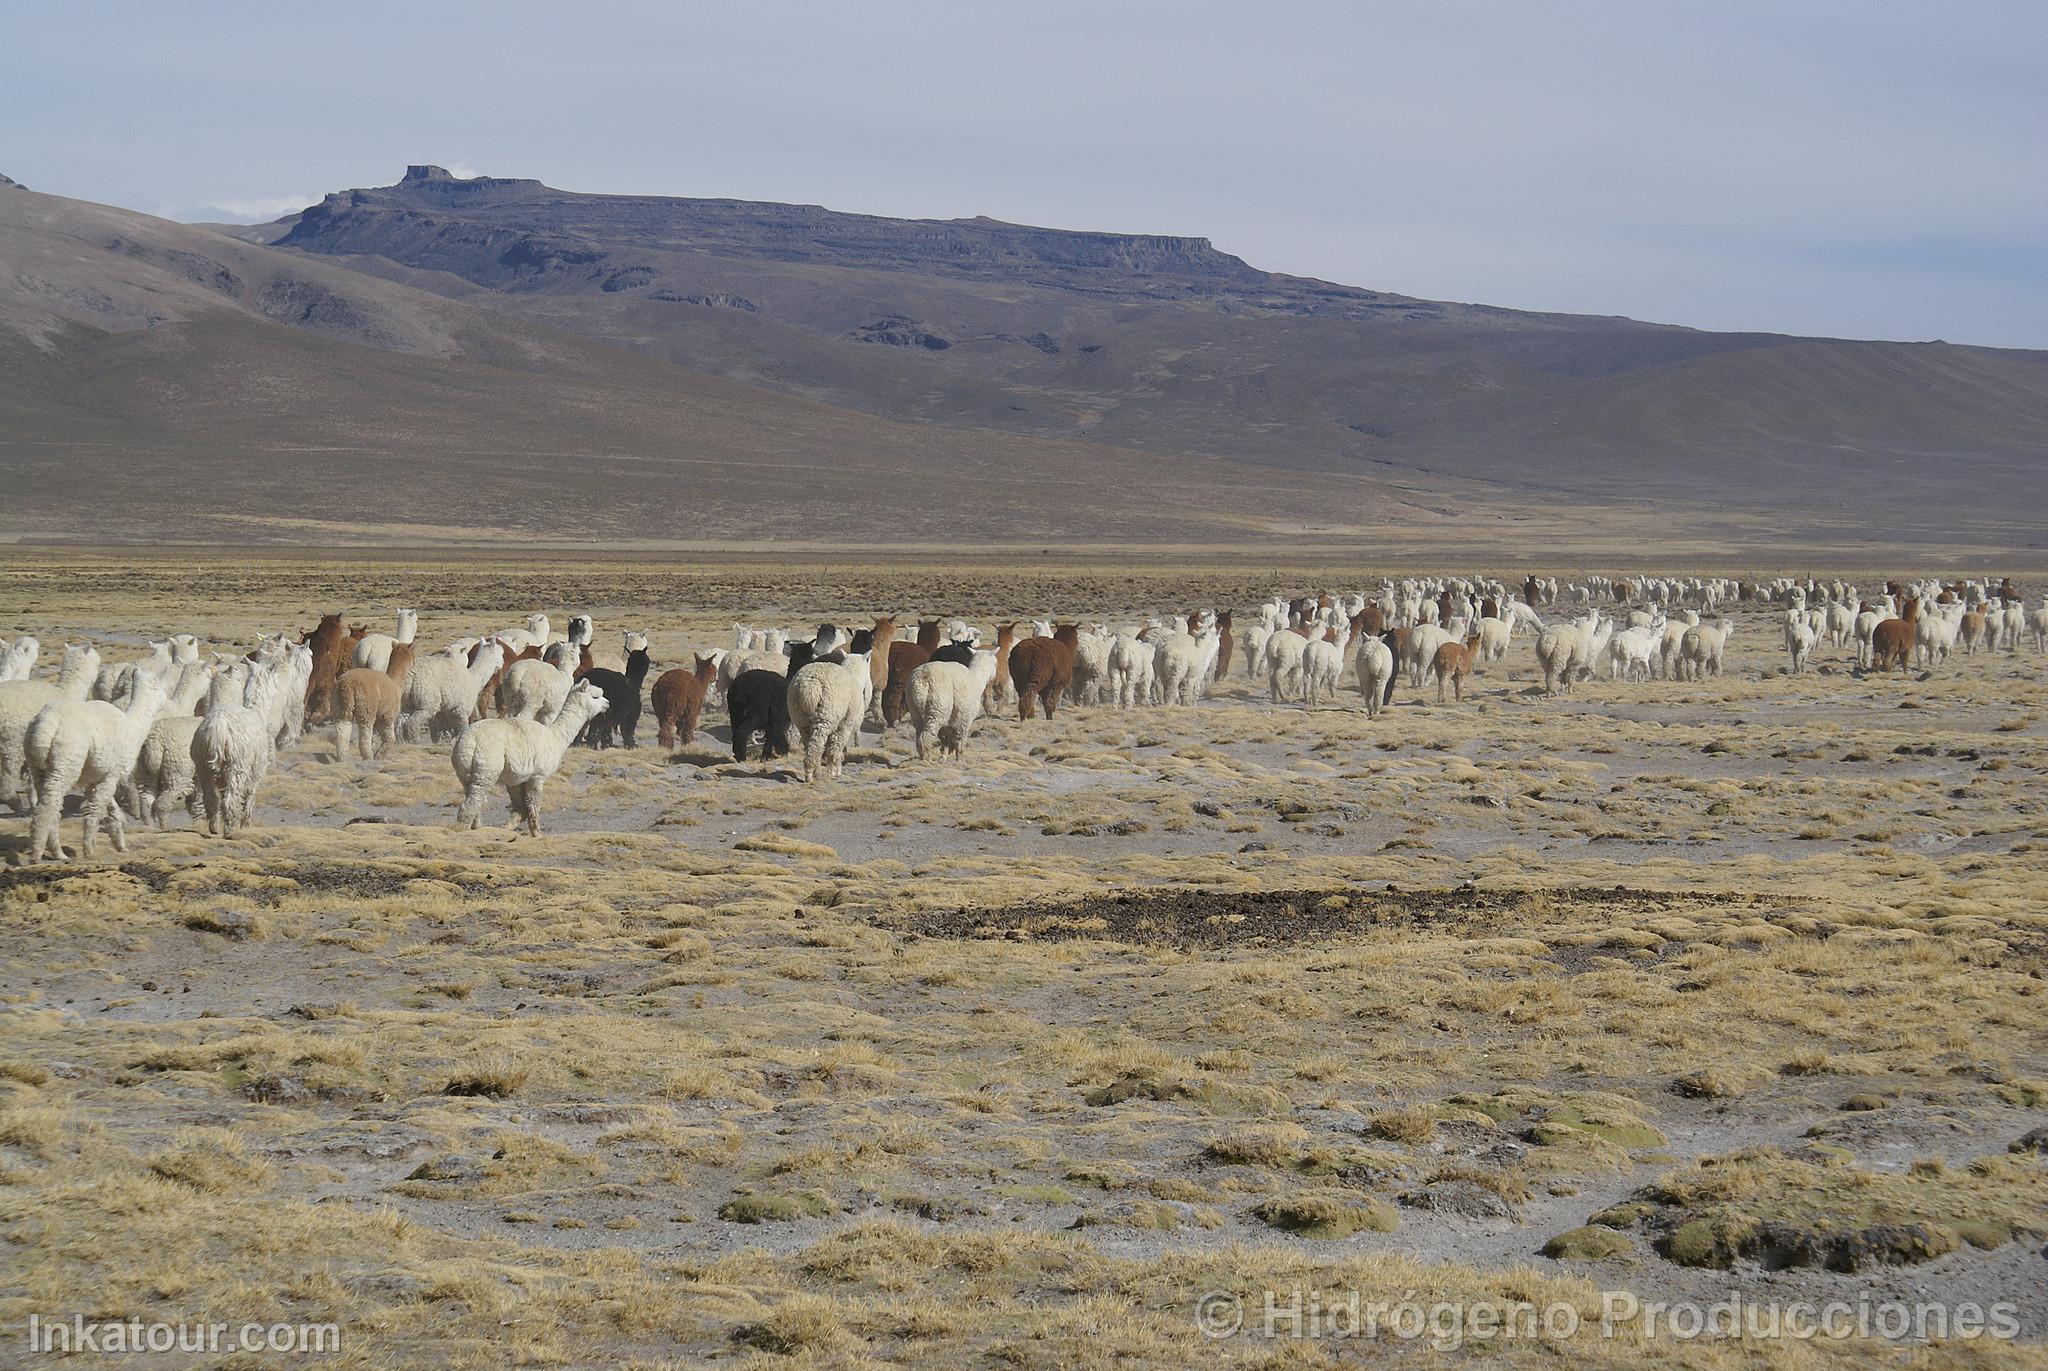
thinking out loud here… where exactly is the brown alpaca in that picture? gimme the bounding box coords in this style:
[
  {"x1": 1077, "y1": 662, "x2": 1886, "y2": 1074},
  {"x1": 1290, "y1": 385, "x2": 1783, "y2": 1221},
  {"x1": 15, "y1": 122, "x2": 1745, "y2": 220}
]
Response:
[
  {"x1": 651, "y1": 654, "x2": 720, "y2": 748},
  {"x1": 1480, "y1": 597, "x2": 1500, "y2": 621},
  {"x1": 864, "y1": 616, "x2": 896, "y2": 715},
  {"x1": 1871, "y1": 597, "x2": 1918, "y2": 672},
  {"x1": 333, "y1": 640, "x2": 414, "y2": 759},
  {"x1": 1008, "y1": 624, "x2": 1077, "y2": 719},
  {"x1": 1960, "y1": 610, "x2": 1987, "y2": 653},
  {"x1": 985, "y1": 622, "x2": 1017, "y2": 711},
  {"x1": 1431, "y1": 634, "x2": 1483, "y2": 702},
  {"x1": 300, "y1": 611, "x2": 347, "y2": 724},
  {"x1": 882, "y1": 640, "x2": 933, "y2": 726},
  {"x1": 1352, "y1": 603, "x2": 1386, "y2": 637},
  {"x1": 1213, "y1": 611, "x2": 1233, "y2": 677},
  {"x1": 915, "y1": 619, "x2": 941, "y2": 650}
]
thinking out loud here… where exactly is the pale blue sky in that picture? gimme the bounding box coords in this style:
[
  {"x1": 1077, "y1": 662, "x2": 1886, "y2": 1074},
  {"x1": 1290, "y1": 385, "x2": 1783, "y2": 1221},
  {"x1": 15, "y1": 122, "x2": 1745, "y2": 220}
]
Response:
[{"x1": 5, "y1": 0, "x2": 2045, "y2": 347}]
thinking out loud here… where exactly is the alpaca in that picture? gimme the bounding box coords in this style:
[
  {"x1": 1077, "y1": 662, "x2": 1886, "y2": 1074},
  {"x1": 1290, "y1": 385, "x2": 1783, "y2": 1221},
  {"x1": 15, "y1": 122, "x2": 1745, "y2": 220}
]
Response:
[
  {"x1": 491, "y1": 613, "x2": 551, "y2": 655},
  {"x1": 1353, "y1": 634, "x2": 1395, "y2": 718},
  {"x1": 583, "y1": 633, "x2": 651, "y2": 748},
  {"x1": 451, "y1": 680, "x2": 607, "y2": 834},
  {"x1": 1301, "y1": 629, "x2": 1350, "y2": 706},
  {"x1": 1008, "y1": 626, "x2": 1077, "y2": 719},
  {"x1": 474, "y1": 637, "x2": 542, "y2": 718},
  {"x1": 1155, "y1": 627, "x2": 1216, "y2": 707},
  {"x1": 352, "y1": 608, "x2": 419, "y2": 672},
  {"x1": 727, "y1": 668, "x2": 793, "y2": 763},
  {"x1": 862, "y1": 616, "x2": 897, "y2": 724},
  {"x1": 787, "y1": 656, "x2": 869, "y2": 782},
  {"x1": 1431, "y1": 633, "x2": 1483, "y2": 702},
  {"x1": 133, "y1": 713, "x2": 206, "y2": 829},
  {"x1": 498, "y1": 639, "x2": 586, "y2": 721},
  {"x1": 1535, "y1": 622, "x2": 1591, "y2": 695},
  {"x1": 1678, "y1": 619, "x2": 1734, "y2": 681},
  {"x1": 403, "y1": 641, "x2": 506, "y2": 741},
  {"x1": 651, "y1": 654, "x2": 720, "y2": 748},
  {"x1": 192, "y1": 664, "x2": 287, "y2": 839},
  {"x1": 0, "y1": 636, "x2": 37, "y2": 684},
  {"x1": 334, "y1": 640, "x2": 416, "y2": 760},
  {"x1": 299, "y1": 612, "x2": 348, "y2": 724},
  {"x1": 1265, "y1": 624, "x2": 1321, "y2": 703},
  {"x1": 268, "y1": 643, "x2": 315, "y2": 748},
  {"x1": 881, "y1": 640, "x2": 933, "y2": 727},
  {"x1": 0, "y1": 642, "x2": 102, "y2": 814},
  {"x1": 1106, "y1": 630, "x2": 1154, "y2": 709},
  {"x1": 1068, "y1": 626, "x2": 1113, "y2": 705},
  {"x1": 25, "y1": 671, "x2": 167, "y2": 861},
  {"x1": 907, "y1": 649, "x2": 1000, "y2": 760},
  {"x1": 983, "y1": 622, "x2": 1017, "y2": 713}
]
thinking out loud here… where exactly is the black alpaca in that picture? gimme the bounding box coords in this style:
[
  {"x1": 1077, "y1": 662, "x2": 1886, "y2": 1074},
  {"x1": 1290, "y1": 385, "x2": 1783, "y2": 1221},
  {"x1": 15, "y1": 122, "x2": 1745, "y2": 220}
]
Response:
[
  {"x1": 584, "y1": 645, "x2": 650, "y2": 749},
  {"x1": 928, "y1": 640, "x2": 977, "y2": 667},
  {"x1": 727, "y1": 668, "x2": 792, "y2": 762}
]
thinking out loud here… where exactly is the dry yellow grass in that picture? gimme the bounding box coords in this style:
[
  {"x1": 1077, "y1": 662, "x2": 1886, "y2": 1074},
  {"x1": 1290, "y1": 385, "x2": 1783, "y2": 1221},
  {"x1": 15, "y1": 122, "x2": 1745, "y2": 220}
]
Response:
[{"x1": 0, "y1": 553, "x2": 2044, "y2": 1366}]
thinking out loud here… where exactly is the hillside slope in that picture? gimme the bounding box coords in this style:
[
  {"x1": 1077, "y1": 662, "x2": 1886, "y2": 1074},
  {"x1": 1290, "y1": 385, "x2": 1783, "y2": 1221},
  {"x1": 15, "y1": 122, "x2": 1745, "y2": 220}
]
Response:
[
  {"x1": 1, "y1": 182, "x2": 1440, "y2": 544},
  {"x1": 240, "y1": 166, "x2": 2048, "y2": 545}
]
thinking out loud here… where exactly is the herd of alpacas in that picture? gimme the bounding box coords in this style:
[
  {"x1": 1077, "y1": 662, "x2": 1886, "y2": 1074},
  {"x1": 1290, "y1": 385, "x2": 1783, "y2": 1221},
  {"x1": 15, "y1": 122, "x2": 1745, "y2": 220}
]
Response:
[{"x1": 1, "y1": 574, "x2": 2041, "y2": 861}]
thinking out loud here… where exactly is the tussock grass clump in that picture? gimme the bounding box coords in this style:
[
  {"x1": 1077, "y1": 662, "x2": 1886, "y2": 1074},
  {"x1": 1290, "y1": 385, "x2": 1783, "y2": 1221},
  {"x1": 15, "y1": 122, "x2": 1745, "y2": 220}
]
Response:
[
  {"x1": 1364, "y1": 1107, "x2": 1435, "y2": 1145},
  {"x1": 1252, "y1": 1190, "x2": 1398, "y2": 1239},
  {"x1": 719, "y1": 1189, "x2": 836, "y2": 1224},
  {"x1": 149, "y1": 1129, "x2": 271, "y2": 1193},
  {"x1": 442, "y1": 1058, "x2": 528, "y2": 1098}
]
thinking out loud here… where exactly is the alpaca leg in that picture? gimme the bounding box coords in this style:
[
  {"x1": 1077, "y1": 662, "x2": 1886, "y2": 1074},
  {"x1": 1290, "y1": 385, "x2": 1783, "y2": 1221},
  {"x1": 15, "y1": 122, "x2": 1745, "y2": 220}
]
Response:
[
  {"x1": 802, "y1": 729, "x2": 825, "y2": 784},
  {"x1": 30, "y1": 755, "x2": 81, "y2": 862},
  {"x1": 522, "y1": 777, "x2": 545, "y2": 835},
  {"x1": 96, "y1": 779, "x2": 128, "y2": 854},
  {"x1": 504, "y1": 781, "x2": 530, "y2": 831},
  {"x1": 457, "y1": 780, "x2": 488, "y2": 830}
]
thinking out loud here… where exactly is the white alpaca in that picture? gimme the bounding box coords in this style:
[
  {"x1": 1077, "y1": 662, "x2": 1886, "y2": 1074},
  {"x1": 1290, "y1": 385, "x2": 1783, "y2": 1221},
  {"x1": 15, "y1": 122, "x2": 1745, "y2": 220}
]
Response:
[
  {"x1": 1106, "y1": 630, "x2": 1154, "y2": 709},
  {"x1": 450, "y1": 680, "x2": 607, "y2": 834},
  {"x1": 906, "y1": 650, "x2": 999, "y2": 760},
  {"x1": 1155, "y1": 627, "x2": 1217, "y2": 707},
  {"x1": 787, "y1": 656, "x2": 867, "y2": 782},
  {"x1": 1068, "y1": 627, "x2": 1114, "y2": 706},
  {"x1": 498, "y1": 640, "x2": 581, "y2": 722},
  {"x1": 1265, "y1": 629, "x2": 1312, "y2": 703},
  {"x1": 1476, "y1": 616, "x2": 1513, "y2": 663},
  {"x1": 133, "y1": 713, "x2": 206, "y2": 829},
  {"x1": 352, "y1": 608, "x2": 419, "y2": 672},
  {"x1": 1785, "y1": 611, "x2": 1818, "y2": 673},
  {"x1": 25, "y1": 671, "x2": 166, "y2": 861},
  {"x1": 1678, "y1": 619, "x2": 1734, "y2": 681},
  {"x1": 0, "y1": 643, "x2": 102, "y2": 813},
  {"x1": 491, "y1": 613, "x2": 551, "y2": 655},
  {"x1": 1301, "y1": 631, "x2": 1349, "y2": 706},
  {"x1": 1400, "y1": 624, "x2": 1453, "y2": 687},
  {"x1": 191, "y1": 664, "x2": 286, "y2": 839},
  {"x1": 1353, "y1": 635, "x2": 1395, "y2": 717},
  {"x1": 404, "y1": 641, "x2": 506, "y2": 741},
  {"x1": 268, "y1": 644, "x2": 314, "y2": 748},
  {"x1": 0, "y1": 636, "x2": 39, "y2": 683},
  {"x1": 1535, "y1": 622, "x2": 1596, "y2": 695}
]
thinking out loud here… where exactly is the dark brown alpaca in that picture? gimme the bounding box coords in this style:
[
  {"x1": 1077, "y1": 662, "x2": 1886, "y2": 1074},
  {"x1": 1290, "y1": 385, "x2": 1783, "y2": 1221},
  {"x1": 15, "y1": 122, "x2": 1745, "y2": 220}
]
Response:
[
  {"x1": 300, "y1": 612, "x2": 347, "y2": 724},
  {"x1": 1431, "y1": 633, "x2": 1483, "y2": 702},
  {"x1": 1213, "y1": 611, "x2": 1233, "y2": 678},
  {"x1": 882, "y1": 640, "x2": 933, "y2": 726},
  {"x1": 915, "y1": 619, "x2": 941, "y2": 650},
  {"x1": 651, "y1": 654, "x2": 720, "y2": 748},
  {"x1": 1008, "y1": 624, "x2": 1077, "y2": 719}
]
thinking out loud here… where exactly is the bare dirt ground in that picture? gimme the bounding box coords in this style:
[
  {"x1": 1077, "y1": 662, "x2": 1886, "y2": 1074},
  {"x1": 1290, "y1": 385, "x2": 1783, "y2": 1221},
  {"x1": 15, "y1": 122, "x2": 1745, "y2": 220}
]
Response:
[{"x1": 0, "y1": 553, "x2": 2044, "y2": 1368}]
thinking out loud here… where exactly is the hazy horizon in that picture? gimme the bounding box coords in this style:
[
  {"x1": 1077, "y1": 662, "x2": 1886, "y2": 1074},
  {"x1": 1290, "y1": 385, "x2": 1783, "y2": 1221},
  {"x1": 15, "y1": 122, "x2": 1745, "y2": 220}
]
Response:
[{"x1": 5, "y1": 0, "x2": 2045, "y2": 349}]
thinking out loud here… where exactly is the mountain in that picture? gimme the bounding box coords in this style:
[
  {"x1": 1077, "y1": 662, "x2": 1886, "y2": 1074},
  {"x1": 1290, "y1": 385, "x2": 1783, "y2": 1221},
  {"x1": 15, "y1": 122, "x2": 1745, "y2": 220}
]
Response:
[
  {"x1": 0, "y1": 179, "x2": 1427, "y2": 545},
  {"x1": 5, "y1": 166, "x2": 2046, "y2": 551}
]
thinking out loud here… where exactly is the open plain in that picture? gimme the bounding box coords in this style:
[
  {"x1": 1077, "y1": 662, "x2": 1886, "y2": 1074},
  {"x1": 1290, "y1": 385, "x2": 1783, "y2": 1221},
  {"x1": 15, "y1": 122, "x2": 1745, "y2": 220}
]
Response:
[{"x1": 1, "y1": 551, "x2": 2044, "y2": 1368}]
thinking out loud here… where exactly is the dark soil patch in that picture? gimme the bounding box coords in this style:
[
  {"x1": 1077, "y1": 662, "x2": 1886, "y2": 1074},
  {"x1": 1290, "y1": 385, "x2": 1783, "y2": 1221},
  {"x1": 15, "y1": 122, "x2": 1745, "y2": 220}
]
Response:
[{"x1": 896, "y1": 884, "x2": 1768, "y2": 950}]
